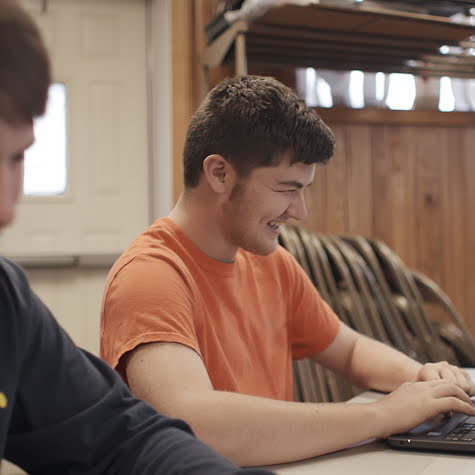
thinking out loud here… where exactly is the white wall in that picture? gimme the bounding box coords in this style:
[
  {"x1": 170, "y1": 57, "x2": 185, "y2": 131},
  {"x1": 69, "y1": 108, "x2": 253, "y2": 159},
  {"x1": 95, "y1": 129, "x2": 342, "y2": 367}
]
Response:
[{"x1": 150, "y1": 0, "x2": 173, "y2": 218}]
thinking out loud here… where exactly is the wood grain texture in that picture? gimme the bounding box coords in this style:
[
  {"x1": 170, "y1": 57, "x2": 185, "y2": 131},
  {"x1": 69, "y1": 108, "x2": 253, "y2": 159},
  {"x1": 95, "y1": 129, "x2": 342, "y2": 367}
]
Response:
[
  {"x1": 441, "y1": 128, "x2": 467, "y2": 320},
  {"x1": 345, "y1": 125, "x2": 374, "y2": 237},
  {"x1": 301, "y1": 120, "x2": 475, "y2": 337},
  {"x1": 413, "y1": 127, "x2": 444, "y2": 287},
  {"x1": 462, "y1": 128, "x2": 475, "y2": 335},
  {"x1": 323, "y1": 126, "x2": 348, "y2": 233}
]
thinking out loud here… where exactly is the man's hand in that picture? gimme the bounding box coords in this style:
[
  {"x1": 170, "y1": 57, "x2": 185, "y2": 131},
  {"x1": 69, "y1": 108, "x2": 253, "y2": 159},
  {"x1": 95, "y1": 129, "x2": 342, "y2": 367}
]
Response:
[
  {"x1": 374, "y1": 379, "x2": 475, "y2": 439},
  {"x1": 415, "y1": 362, "x2": 475, "y2": 395}
]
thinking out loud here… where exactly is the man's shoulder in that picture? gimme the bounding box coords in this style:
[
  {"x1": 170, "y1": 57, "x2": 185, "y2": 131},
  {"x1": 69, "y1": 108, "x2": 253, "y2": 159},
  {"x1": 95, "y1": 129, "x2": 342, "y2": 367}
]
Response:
[
  {"x1": 0, "y1": 256, "x2": 30, "y2": 303},
  {"x1": 0, "y1": 256, "x2": 38, "y2": 343},
  {"x1": 0, "y1": 255, "x2": 26, "y2": 279},
  {"x1": 105, "y1": 218, "x2": 192, "y2": 284}
]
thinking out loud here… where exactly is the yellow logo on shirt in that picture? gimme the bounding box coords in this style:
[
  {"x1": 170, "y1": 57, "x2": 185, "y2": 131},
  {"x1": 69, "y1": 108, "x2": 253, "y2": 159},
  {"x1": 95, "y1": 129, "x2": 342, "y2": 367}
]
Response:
[{"x1": 0, "y1": 392, "x2": 7, "y2": 409}]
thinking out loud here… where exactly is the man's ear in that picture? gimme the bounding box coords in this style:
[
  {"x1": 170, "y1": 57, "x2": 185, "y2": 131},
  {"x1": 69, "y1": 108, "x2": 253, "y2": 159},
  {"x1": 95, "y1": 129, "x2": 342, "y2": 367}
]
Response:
[{"x1": 202, "y1": 154, "x2": 236, "y2": 194}]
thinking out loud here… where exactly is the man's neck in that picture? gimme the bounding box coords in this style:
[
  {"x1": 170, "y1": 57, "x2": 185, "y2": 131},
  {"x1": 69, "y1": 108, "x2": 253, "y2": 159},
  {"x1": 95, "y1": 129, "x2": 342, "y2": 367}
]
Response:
[{"x1": 168, "y1": 191, "x2": 238, "y2": 263}]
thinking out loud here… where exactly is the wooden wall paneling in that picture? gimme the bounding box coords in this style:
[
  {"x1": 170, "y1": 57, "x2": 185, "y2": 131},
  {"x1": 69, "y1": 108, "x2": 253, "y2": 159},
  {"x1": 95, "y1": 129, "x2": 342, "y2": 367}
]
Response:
[
  {"x1": 413, "y1": 127, "x2": 445, "y2": 288},
  {"x1": 463, "y1": 129, "x2": 475, "y2": 336},
  {"x1": 322, "y1": 126, "x2": 348, "y2": 233},
  {"x1": 303, "y1": 120, "x2": 474, "y2": 337},
  {"x1": 312, "y1": 109, "x2": 475, "y2": 336},
  {"x1": 191, "y1": 0, "x2": 204, "y2": 112},
  {"x1": 386, "y1": 126, "x2": 416, "y2": 266},
  {"x1": 302, "y1": 127, "x2": 338, "y2": 234},
  {"x1": 441, "y1": 128, "x2": 467, "y2": 322},
  {"x1": 371, "y1": 125, "x2": 417, "y2": 264},
  {"x1": 344, "y1": 125, "x2": 373, "y2": 237},
  {"x1": 304, "y1": 126, "x2": 346, "y2": 233},
  {"x1": 301, "y1": 159, "x2": 327, "y2": 235},
  {"x1": 371, "y1": 125, "x2": 396, "y2": 247},
  {"x1": 192, "y1": 0, "x2": 220, "y2": 109}
]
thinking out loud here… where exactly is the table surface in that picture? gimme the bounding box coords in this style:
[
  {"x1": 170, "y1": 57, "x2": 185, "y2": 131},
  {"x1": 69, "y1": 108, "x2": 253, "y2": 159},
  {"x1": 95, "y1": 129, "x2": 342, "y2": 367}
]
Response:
[{"x1": 263, "y1": 369, "x2": 475, "y2": 475}]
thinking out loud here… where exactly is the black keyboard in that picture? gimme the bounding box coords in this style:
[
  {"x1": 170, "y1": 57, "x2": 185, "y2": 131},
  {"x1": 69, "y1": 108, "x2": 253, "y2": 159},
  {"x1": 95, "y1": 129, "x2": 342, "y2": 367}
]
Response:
[{"x1": 443, "y1": 416, "x2": 475, "y2": 442}]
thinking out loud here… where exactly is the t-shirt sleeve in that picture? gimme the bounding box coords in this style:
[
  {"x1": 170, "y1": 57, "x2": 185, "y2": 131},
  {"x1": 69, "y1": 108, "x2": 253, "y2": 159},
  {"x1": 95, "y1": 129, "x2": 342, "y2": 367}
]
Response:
[
  {"x1": 277, "y1": 247, "x2": 340, "y2": 360},
  {"x1": 101, "y1": 254, "x2": 201, "y2": 373}
]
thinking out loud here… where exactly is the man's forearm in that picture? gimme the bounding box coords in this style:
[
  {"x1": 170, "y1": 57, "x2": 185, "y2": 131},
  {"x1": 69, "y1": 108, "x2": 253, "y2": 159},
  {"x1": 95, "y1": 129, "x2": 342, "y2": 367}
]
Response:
[
  {"x1": 164, "y1": 379, "x2": 475, "y2": 467},
  {"x1": 170, "y1": 389, "x2": 384, "y2": 466},
  {"x1": 347, "y1": 335, "x2": 422, "y2": 392}
]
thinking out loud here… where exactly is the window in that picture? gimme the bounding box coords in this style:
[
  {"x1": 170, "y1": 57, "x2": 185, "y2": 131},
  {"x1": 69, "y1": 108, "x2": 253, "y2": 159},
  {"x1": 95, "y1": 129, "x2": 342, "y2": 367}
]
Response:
[
  {"x1": 24, "y1": 83, "x2": 67, "y2": 196},
  {"x1": 304, "y1": 68, "x2": 474, "y2": 111},
  {"x1": 439, "y1": 77, "x2": 455, "y2": 112},
  {"x1": 349, "y1": 70, "x2": 364, "y2": 109},
  {"x1": 385, "y1": 73, "x2": 416, "y2": 110}
]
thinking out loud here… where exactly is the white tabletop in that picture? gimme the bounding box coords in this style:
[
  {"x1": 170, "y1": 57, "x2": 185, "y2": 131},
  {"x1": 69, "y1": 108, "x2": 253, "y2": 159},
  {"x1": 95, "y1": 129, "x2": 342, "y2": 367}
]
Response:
[{"x1": 263, "y1": 369, "x2": 475, "y2": 475}]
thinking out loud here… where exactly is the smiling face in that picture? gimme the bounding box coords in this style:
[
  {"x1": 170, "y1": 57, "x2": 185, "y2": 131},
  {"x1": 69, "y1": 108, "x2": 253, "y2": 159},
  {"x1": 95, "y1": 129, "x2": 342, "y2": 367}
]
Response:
[
  {"x1": 0, "y1": 117, "x2": 34, "y2": 231},
  {"x1": 221, "y1": 155, "x2": 316, "y2": 257}
]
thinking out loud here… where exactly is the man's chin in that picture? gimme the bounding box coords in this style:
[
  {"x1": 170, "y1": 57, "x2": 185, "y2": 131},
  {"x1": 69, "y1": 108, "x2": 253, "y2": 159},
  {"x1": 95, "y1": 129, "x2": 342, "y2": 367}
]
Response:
[{"x1": 244, "y1": 240, "x2": 278, "y2": 257}]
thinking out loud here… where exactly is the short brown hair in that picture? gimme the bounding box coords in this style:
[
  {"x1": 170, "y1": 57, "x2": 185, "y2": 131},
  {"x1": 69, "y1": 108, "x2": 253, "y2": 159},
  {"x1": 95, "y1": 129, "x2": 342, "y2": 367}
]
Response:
[
  {"x1": 0, "y1": 0, "x2": 51, "y2": 124},
  {"x1": 183, "y1": 75, "x2": 335, "y2": 188}
]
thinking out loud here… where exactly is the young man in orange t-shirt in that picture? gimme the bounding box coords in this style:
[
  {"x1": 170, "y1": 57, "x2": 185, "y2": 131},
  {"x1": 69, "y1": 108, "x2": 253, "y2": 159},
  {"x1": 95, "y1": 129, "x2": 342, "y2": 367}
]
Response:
[{"x1": 101, "y1": 75, "x2": 475, "y2": 467}]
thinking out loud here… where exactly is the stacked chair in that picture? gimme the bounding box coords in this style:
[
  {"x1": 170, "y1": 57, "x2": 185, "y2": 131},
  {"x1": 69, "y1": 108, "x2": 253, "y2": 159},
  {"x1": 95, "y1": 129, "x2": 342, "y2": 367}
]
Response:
[{"x1": 279, "y1": 225, "x2": 475, "y2": 403}]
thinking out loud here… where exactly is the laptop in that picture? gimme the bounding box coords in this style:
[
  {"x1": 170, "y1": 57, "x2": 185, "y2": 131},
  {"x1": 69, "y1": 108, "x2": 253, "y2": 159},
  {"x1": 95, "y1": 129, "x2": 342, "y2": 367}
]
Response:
[{"x1": 386, "y1": 396, "x2": 475, "y2": 453}]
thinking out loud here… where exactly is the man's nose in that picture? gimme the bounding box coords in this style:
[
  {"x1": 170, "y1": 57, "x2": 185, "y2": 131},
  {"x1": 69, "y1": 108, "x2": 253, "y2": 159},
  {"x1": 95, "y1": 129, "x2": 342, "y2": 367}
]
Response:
[{"x1": 286, "y1": 190, "x2": 307, "y2": 221}]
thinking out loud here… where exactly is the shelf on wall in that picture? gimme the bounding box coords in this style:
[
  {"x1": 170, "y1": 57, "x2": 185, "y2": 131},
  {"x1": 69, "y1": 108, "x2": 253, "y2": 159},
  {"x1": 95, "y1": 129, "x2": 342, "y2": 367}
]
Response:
[{"x1": 201, "y1": 3, "x2": 475, "y2": 85}]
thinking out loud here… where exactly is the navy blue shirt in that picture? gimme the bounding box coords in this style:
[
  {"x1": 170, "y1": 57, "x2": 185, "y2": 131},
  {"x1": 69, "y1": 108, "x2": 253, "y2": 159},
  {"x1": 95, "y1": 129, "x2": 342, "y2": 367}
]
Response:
[{"x1": 0, "y1": 257, "x2": 273, "y2": 474}]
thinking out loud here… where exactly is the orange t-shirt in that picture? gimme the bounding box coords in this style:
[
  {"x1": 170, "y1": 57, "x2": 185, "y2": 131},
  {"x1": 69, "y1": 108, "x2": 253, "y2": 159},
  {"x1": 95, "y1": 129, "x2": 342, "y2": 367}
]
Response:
[{"x1": 101, "y1": 218, "x2": 340, "y2": 401}]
